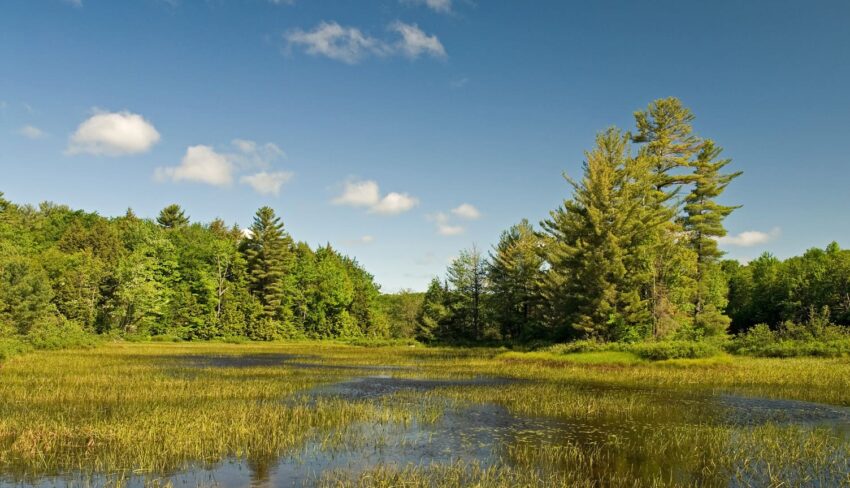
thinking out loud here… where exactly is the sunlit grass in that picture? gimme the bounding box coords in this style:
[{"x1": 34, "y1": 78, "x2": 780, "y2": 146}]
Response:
[{"x1": 1, "y1": 342, "x2": 849, "y2": 486}]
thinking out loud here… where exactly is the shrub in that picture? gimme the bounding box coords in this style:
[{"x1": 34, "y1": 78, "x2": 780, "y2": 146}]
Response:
[
  {"x1": 25, "y1": 317, "x2": 99, "y2": 351},
  {"x1": 0, "y1": 338, "x2": 31, "y2": 361}
]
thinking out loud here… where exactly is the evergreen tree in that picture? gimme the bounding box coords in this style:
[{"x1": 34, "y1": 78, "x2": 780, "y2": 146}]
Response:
[
  {"x1": 156, "y1": 204, "x2": 189, "y2": 229},
  {"x1": 488, "y1": 219, "x2": 544, "y2": 340},
  {"x1": 447, "y1": 246, "x2": 488, "y2": 340},
  {"x1": 541, "y1": 128, "x2": 653, "y2": 340},
  {"x1": 683, "y1": 140, "x2": 742, "y2": 334},
  {"x1": 416, "y1": 278, "x2": 451, "y2": 341},
  {"x1": 242, "y1": 207, "x2": 295, "y2": 328},
  {"x1": 632, "y1": 98, "x2": 703, "y2": 336}
]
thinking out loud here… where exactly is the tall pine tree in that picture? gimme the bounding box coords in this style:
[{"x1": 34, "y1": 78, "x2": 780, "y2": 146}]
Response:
[
  {"x1": 683, "y1": 140, "x2": 742, "y2": 334},
  {"x1": 488, "y1": 219, "x2": 544, "y2": 340},
  {"x1": 242, "y1": 207, "x2": 295, "y2": 328},
  {"x1": 542, "y1": 128, "x2": 654, "y2": 340}
]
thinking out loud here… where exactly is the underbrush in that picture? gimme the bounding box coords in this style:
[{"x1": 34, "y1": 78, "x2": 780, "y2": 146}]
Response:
[
  {"x1": 0, "y1": 319, "x2": 99, "y2": 362},
  {"x1": 729, "y1": 311, "x2": 850, "y2": 358},
  {"x1": 539, "y1": 339, "x2": 723, "y2": 361}
]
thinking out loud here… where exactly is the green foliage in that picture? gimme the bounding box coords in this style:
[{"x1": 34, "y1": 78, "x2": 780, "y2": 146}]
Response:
[
  {"x1": 729, "y1": 309, "x2": 850, "y2": 358},
  {"x1": 540, "y1": 128, "x2": 655, "y2": 340},
  {"x1": 0, "y1": 194, "x2": 390, "y2": 351},
  {"x1": 488, "y1": 219, "x2": 545, "y2": 340},
  {"x1": 156, "y1": 204, "x2": 189, "y2": 229},
  {"x1": 380, "y1": 290, "x2": 425, "y2": 339}
]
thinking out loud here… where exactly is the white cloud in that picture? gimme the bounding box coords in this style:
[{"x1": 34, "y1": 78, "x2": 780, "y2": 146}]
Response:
[
  {"x1": 18, "y1": 125, "x2": 46, "y2": 139},
  {"x1": 402, "y1": 0, "x2": 452, "y2": 13},
  {"x1": 240, "y1": 171, "x2": 293, "y2": 196},
  {"x1": 285, "y1": 22, "x2": 389, "y2": 65},
  {"x1": 155, "y1": 145, "x2": 234, "y2": 186},
  {"x1": 332, "y1": 179, "x2": 418, "y2": 215},
  {"x1": 451, "y1": 203, "x2": 481, "y2": 220},
  {"x1": 333, "y1": 180, "x2": 381, "y2": 207},
  {"x1": 429, "y1": 212, "x2": 465, "y2": 236},
  {"x1": 391, "y1": 22, "x2": 447, "y2": 59},
  {"x1": 66, "y1": 110, "x2": 160, "y2": 156},
  {"x1": 718, "y1": 227, "x2": 781, "y2": 247},
  {"x1": 155, "y1": 139, "x2": 291, "y2": 192},
  {"x1": 372, "y1": 192, "x2": 419, "y2": 215},
  {"x1": 286, "y1": 21, "x2": 446, "y2": 64}
]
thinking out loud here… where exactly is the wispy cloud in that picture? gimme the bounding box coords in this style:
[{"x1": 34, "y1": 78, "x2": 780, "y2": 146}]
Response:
[
  {"x1": 332, "y1": 179, "x2": 419, "y2": 215},
  {"x1": 344, "y1": 235, "x2": 376, "y2": 246},
  {"x1": 66, "y1": 110, "x2": 160, "y2": 157},
  {"x1": 285, "y1": 21, "x2": 446, "y2": 64},
  {"x1": 718, "y1": 227, "x2": 781, "y2": 247},
  {"x1": 401, "y1": 0, "x2": 453, "y2": 14},
  {"x1": 285, "y1": 22, "x2": 390, "y2": 64},
  {"x1": 451, "y1": 203, "x2": 481, "y2": 220},
  {"x1": 429, "y1": 212, "x2": 465, "y2": 236},
  {"x1": 390, "y1": 21, "x2": 446, "y2": 59},
  {"x1": 18, "y1": 125, "x2": 46, "y2": 140}
]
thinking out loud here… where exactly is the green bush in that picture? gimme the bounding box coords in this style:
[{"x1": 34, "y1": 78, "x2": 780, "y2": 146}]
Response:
[
  {"x1": 26, "y1": 318, "x2": 100, "y2": 350},
  {"x1": 0, "y1": 338, "x2": 32, "y2": 361}
]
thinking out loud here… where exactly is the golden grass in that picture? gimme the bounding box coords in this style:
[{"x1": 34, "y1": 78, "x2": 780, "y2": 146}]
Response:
[{"x1": 1, "y1": 341, "x2": 849, "y2": 486}]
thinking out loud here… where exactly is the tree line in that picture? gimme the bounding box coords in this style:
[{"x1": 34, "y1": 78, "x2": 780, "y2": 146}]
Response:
[
  {"x1": 0, "y1": 199, "x2": 387, "y2": 341},
  {"x1": 400, "y1": 98, "x2": 849, "y2": 344},
  {"x1": 4, "y1": 97, "x2": 847, "y2": 348}
]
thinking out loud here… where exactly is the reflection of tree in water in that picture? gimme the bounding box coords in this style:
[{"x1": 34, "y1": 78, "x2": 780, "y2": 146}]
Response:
[{"x1": 247, "y1": 454, "x2": 278, "y2": 488}]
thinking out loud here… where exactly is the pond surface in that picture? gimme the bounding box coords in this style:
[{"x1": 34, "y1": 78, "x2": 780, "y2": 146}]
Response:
[{"x1": 3, "y1": 353, "x2": 850, "y2": 487}]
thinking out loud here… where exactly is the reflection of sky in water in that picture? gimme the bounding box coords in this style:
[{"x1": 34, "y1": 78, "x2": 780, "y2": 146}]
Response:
[{"x1": 3, "y1": 357, "x2": 850, "y2": 487}]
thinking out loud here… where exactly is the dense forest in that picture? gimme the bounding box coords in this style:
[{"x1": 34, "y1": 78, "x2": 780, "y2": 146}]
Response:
[
  {"x1": 0, "y1": 199, "x2": 387, "y2": 342},
  {"x1": 2, "y1": 98, "x2": 849, "y2": 353}
]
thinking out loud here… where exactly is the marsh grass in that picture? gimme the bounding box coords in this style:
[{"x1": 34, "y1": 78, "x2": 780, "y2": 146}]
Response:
[{"x1": 1, "y1": 342, "x2": 850, "y2": 486}]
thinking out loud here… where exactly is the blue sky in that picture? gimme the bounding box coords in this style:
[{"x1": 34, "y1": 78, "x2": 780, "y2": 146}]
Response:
[{"x1": 2, "y1": 0, "x2": 849, "y2": 292}]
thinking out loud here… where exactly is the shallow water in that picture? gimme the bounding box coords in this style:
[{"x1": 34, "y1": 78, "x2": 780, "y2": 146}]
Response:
[{"x1": 3, "y1": 354, "x2": 850, "y2": 487}]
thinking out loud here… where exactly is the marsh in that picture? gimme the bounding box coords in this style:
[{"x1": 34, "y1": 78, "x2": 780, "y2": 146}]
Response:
[{"x1": 1, "y1": 343, "x2": 849, "y2": 487}]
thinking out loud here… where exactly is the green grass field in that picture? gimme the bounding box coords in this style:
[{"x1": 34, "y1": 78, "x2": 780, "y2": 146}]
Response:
[{"x1": 1, "y1": 342, "x2": 849, "y2": 487}]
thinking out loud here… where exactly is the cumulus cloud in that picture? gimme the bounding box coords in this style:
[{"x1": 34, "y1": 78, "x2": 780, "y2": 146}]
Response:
[
  {"x1": 372, "y1": 192, "x2": 419, "y2": 215},
  {"x1": 155, "y1": 145, "x2": 234, "y2": 186},
  {"x1": 718, "y1": 227, "x2": 781, "y2": 247},
  {"x1": 285, "y1": 21, "x2": 445, "y2": 64},
  {"x1": 18, "y1": 125, "x2": 46, "y2": 139},
  {"x1": 333, "y1": 180, "x2": 381, "y2": 207},
  {"x1": 451, "y1": 203, "x2": 481, "y2": 220},
  {"x1": 402, "y1": 0, "x2": 452, "y2": 13},
  {"x1": 429, "y1": 212, "x2": 465, "y2": 236},
  {"x1": 240, "y1": 171, "x2": 294, "y2": 196},
  {"x1": 66, "y1": 110, "x2": 160, "y2": 156},
  {"x1": 285, "y1": 22, "x2": 390, "y2": 64},
  {"x1": 155, "y1": 139, "x2": 292, "y2": 193},
  {"x1": 391, "y1": 22, "x2": 446, "y2": 59},
  {"x1": 332, "y1": 179, "x2": 418, "y2": 215}
]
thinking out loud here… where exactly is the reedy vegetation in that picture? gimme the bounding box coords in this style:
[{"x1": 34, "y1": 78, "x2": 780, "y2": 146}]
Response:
[{"x1": 1, "y1": 343, "x2": 849, "y2": 486}]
